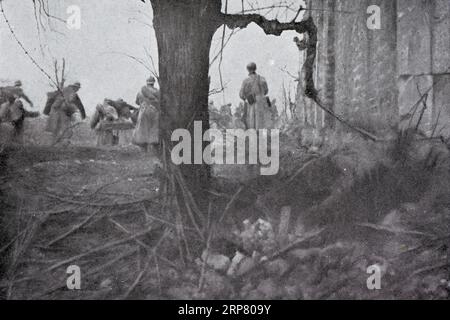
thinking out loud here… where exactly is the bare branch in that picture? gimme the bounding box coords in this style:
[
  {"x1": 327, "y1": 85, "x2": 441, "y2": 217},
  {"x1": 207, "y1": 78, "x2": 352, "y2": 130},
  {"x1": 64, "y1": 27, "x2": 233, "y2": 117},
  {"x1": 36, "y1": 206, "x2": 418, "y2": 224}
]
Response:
[
  {"x1": 291, "y1": 4, "x2": 304, "y2": 22},
  {"x1": 220, "y1": 12, "x2": 312, "y2": 36},
  {"x1": 1, "y1": 0, "x2": 60, "y2": 89}
]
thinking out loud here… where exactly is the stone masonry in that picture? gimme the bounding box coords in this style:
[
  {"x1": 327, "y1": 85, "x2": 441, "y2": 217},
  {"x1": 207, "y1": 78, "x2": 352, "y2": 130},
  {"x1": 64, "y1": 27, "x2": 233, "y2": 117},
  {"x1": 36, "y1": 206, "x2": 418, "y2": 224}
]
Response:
[{"x1": 296, "y1": 0, "x2": 450, "y2": 137}]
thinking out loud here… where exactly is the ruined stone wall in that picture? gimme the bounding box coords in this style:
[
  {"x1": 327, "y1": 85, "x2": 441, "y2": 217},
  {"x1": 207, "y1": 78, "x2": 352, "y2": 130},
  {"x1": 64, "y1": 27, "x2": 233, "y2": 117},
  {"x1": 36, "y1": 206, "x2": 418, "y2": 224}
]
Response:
[
  {"x1": 397, "y1": 0, "x2": 450, "y2": 136},
  {"x1": 296, "y1": 0, "x2": 450, "y2": 137}
]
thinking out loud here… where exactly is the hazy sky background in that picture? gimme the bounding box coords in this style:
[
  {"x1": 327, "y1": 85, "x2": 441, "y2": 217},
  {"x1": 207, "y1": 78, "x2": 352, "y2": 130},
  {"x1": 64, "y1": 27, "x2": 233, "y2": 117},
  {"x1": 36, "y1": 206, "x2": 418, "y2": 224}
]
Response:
[{"x1": 0, "y1": 0, "x2": 303, "y2": 116}]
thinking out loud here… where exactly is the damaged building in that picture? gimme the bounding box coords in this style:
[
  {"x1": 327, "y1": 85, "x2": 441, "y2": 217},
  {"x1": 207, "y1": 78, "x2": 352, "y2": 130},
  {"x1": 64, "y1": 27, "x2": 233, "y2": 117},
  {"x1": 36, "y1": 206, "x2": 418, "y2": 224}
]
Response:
[{"x1": 296, "y1": 0, "x2": 450, "y2": 138}]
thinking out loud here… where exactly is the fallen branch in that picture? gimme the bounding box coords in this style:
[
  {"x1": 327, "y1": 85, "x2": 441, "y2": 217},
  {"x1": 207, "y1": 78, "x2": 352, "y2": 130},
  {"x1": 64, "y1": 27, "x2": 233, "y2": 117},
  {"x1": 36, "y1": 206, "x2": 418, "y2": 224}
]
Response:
[
  {"x1": 33, "y1": 248, "x2": 138, "y2": 299},
  {"x1": 173, "y1": 167, "x2": 205, "y2": 241},
  {"x1": 410, "y1": 261, "x2": 449, "y2": 277},
  {"x1": 47, "y1": 209, "x2": 101, "y2": 247},
  {"x1": 109, "y1": 218, "x2": 178, "y2": 269},
  {"x1": 0, "y1": 228, "x2": 28, "y2": 255},
  {"x1": 141, "y1": 203, "x2": 195, "y2": 231},
  {"x1": 219, "y1": 185, "x2": 244, "y2": 223},
  {"x1": 355, "y1": 223, "x2": 436, "y2": 238},
  {"x1": 120, "y1": 259, "x2": 151, "y2": 300},
  {"x1": 313, "y1": 98, "x2": 380, "y2": 142},
  {"x1": 44, "y1": 192, "x2": 158, "y2": 207},
  {"x1": 45, "y1": 226, "x2": 154, "y2": 272}
]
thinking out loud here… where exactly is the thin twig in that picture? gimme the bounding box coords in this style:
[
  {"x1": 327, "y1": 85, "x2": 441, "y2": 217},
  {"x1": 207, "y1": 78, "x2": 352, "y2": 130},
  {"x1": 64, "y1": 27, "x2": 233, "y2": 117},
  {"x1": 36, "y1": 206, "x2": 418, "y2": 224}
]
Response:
[
  {"x1": 33, "y1": 248, "x2": 138, "y2": 299},
  {"x1": 355, "y1": 223, "x2": 436, "y2": 238},
  {"x1": 44, "y1": 192, "x2": 158, "y2": 207},
  {"x1": 47, "y1": 209, "x2": 101, "y2": 246},
  {"x1": 120, "y1": 259, "x2": 151, "y2": 300},
  {"x1": 219, "y1": 185, "x2": 243, "y2": 223},
  {"x1": 45, "y1": 226, "x2": 154, "y2": 272}
]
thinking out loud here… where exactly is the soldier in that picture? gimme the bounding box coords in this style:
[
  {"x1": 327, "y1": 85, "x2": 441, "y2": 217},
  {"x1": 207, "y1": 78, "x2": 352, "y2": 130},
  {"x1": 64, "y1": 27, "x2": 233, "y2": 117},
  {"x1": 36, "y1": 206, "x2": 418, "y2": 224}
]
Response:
[
  {"x1": 105, "y1": 98, "x2": 137, "y2": 120},
  {"x1": 233, "y1": 102, "x2": 247, "y2": 129},
  {"x1": 132, "y1": 76, "x2": 160, "y2": 154},
  {"x1": 0, "y1": 80, "x2": 34, "y2": 108},
  {"x1": 44, "y1": 82, "x2": 86, "y2": 144},
  {"x1": 239, "y1": 63, "x2": 273, "y2": 177},
  {"x1": 91, "y1": 98, "x2": 136, "y2": 147},
  {"x1": 209, "y1": 100, "x2": 221, "y2": 129},
  {"x1": 90, "y1": 99, "x2": 120, "y2": 147},
  {"x1": 0, "y1": 97, "x2": 39, "y2": 145},
  {"x1": 218, "y1": 103, "x2": 233, "y2": 129},
  {"x1": 239, "y1": 62, "x2": 272, "y2": 130}
]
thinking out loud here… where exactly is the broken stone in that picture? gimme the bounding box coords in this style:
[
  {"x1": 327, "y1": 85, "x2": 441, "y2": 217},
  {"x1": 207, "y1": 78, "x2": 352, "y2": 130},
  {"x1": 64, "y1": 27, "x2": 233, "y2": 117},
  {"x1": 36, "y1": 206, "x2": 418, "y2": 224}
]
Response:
[
  {"x1": 289, "y1": 248, "x2": 321, "y2": 261},
  {"x1": 237, "y1": 257, "x2": 255, "y2": 276},
  {"x1": 166, "y1": 268, "x2": 180, "y2": 281},
  {"x1": 265, "y1": 258, "x2": 290, "y2": 277},
  {"x1": 382, "y1": 210, "x2": 401, "y2": 226},
  {"x1": 202, "y1": 270, "x2": 230, "y2": 297},
  {"x1": 166, "y1": 285, "x2": 197, "y2": 299},
  {"x1": 284, "y1": 284, "x2": 303, "y2": 299},
  {"x1": 227, "y1": 251, "x2": 245, "y2": 276},
  {"x1": 99, "y1": 278, "x2": 113, "y2": 290},
  {"x1": 277, "y1": 206, "x2": 291, "y2": 246},
  {"x1": 201, "y1": 250, "x2": 231, "y2": 272},
  {"x1": 401, "y1": 203, "x2": 419, "y2": 214},
  {"x1": 256, "y1": 279, "x2": 280, "y2": 299}
]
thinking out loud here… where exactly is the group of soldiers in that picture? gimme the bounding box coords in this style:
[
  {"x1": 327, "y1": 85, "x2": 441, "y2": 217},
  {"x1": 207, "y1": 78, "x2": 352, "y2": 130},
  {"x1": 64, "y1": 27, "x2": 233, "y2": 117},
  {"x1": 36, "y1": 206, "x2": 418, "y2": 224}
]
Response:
[
  {"x1": 90, "y1": 76, "x2": 160, "y2": 153},
  {"x1": 1, "y1": 62, "x2": 273, "y2": 153},
  {"x1": 0, "y1": 76, "x2": 161, "y2": 154}
]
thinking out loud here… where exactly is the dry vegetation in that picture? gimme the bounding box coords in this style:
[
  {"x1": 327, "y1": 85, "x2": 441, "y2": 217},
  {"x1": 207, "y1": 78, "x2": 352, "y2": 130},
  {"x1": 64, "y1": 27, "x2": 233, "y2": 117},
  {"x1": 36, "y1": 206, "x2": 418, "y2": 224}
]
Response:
[{"x1": 1, "y1": 114, "x2": 450, "y2": 300}]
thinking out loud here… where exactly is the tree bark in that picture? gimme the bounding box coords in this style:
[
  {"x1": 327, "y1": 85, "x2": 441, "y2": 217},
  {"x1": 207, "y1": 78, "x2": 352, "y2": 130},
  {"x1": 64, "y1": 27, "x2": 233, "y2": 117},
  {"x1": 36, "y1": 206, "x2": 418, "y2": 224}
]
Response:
[{"x1": 151, "y1": 0, "x2": 222, "y2": 213}]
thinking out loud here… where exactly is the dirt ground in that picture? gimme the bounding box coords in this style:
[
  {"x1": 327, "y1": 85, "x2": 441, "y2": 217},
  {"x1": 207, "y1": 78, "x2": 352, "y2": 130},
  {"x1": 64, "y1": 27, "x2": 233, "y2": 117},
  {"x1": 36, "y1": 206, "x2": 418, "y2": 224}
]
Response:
[
  {"x1": 1, "y1": 118, "x2": 450, "y2": 300},
  {"x1": 0, "y1": 144, "x2": 165, "y2": 299}
]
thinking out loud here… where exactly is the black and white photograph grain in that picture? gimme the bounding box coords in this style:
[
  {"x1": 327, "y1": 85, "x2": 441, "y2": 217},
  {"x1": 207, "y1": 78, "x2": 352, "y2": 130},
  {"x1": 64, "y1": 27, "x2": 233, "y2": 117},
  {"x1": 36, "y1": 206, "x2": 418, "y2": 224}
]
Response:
[{"x1": 0, "y1": 0, "x2": 450, "y2": 302}]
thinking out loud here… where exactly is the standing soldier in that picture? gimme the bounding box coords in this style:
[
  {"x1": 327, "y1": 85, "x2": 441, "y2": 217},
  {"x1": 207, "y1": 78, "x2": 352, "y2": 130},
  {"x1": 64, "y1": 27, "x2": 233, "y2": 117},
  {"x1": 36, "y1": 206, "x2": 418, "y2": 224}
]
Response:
[
  {"x1": 239, "y1": 63, "x2": 272, "y2": 177},
  {"x1": 239, "y1": 62, "x2": 272, "y2": 130},
  {"x1": 44, "y1": 82, "x2": 86, "y2": 145},
  {"x1": 132, "y1": 76, "x2": 160, "y2": 154}
]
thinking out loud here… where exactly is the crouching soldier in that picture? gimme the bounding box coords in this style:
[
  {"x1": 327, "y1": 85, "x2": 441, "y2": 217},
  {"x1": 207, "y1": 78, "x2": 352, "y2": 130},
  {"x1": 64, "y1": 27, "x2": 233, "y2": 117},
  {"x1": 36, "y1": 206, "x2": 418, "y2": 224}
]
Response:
[
  {"x1": 90, "y1": 99, "x2": 135, "y2": 147},
  {"x1": 90, "y1": 100, "x2": 120, "y2": 147},
  {"x1": 105, "y1": 98, "x2": 137, "y2": 122}
]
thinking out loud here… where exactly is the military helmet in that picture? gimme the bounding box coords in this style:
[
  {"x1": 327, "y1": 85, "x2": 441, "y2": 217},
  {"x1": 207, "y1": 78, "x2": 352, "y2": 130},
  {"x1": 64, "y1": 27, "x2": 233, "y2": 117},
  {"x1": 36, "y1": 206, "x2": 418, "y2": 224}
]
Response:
[{"x1": 246, "y1": 62, "x2": 257, "y2": 72}]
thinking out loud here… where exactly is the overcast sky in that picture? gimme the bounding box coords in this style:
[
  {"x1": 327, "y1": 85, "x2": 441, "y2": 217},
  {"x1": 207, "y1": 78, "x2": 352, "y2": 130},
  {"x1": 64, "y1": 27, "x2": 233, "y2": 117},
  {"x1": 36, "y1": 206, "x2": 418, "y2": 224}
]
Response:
[{"x1": 0, "y1": 0, "x2": 303, "y2": 115}]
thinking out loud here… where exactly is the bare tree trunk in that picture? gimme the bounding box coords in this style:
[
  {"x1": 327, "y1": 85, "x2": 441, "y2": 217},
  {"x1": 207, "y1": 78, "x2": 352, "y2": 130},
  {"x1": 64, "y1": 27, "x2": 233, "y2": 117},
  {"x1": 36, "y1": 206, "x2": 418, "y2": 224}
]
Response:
[{"x1": 151, "y1": 0, "x2": 221, "y2": 212}]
